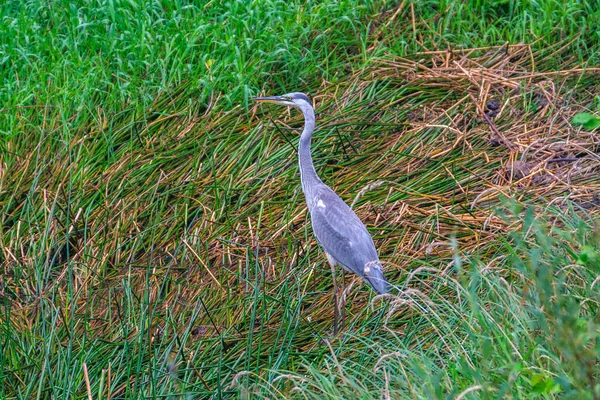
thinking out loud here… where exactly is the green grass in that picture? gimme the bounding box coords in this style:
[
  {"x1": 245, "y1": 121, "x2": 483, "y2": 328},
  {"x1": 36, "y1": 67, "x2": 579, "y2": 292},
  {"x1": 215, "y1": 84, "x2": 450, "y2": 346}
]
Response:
[
  {"x1": 257, "y1": 204, "x2": 600, "y2": 399},
  {"x1": 2, "y1": 0, "x2": 600, "y2": 398}
]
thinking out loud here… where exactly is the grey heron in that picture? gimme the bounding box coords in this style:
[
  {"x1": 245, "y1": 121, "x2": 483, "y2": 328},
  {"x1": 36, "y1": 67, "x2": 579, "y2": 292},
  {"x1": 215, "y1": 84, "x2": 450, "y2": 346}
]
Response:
[{"x1": 253, "y1": 92, "x2": 389, "y2": 332}]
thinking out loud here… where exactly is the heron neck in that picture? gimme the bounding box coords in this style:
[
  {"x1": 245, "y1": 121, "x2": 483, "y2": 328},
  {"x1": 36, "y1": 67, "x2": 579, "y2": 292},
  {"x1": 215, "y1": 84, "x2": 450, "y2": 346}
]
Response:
[{"x1": 298, "y1": 107, "x2": 322, "y2": 196}]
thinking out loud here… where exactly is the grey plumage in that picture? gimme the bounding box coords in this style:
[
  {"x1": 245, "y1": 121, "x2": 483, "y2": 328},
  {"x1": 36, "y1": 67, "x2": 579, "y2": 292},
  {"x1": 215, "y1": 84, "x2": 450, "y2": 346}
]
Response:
[{"x1": 253, "y1": 92, "x2": 389, "y2": 295}]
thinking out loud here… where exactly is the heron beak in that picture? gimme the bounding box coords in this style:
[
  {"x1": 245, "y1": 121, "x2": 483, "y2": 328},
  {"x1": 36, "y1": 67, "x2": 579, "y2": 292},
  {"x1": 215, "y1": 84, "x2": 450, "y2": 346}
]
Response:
[{"x1": 252, "y1": 95, "x2": 285, "y2": 103}]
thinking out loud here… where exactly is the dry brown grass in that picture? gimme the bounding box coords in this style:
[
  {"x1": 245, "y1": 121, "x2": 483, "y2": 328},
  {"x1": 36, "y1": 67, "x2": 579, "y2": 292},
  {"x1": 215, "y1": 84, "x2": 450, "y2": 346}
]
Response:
[
  {"x1": 1, "y1": 43, "x2": 599, "y2": 397},
  {"x1": 3, "y1": 44, "x2": 600, "y2": 327}
]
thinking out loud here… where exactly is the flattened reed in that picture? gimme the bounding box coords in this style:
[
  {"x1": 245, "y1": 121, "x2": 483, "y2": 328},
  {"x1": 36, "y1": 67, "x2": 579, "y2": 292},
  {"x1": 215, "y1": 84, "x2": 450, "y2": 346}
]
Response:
[{"x1": 2, "y1": 41, "x2": 599, "y2": 397}]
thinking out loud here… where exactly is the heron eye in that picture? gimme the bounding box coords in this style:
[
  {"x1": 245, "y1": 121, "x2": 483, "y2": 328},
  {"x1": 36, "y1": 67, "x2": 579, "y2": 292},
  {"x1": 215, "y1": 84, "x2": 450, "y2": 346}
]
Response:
[{"x1": 283, "y1": 96, "x2": 291, "y2": 101}]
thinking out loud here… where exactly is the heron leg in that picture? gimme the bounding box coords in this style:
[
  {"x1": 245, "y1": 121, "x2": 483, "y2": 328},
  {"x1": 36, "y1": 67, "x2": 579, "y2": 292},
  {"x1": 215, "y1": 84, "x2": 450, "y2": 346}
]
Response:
[
  {"x1": 340, "y1": 269, "x2": 346, "y2": 332},
  {"x1": 329, "y1": 261, "x2": 339, "y2": 336},
  {"x1": 325, "y1": 252, "x2": 340, "y2": 336}
]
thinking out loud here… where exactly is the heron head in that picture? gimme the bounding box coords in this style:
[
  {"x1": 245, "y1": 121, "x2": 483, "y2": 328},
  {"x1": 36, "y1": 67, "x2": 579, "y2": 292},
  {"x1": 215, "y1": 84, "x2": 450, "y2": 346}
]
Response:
[{"x1": 252, "y1": 92, "x2": 312, "y2": 110}]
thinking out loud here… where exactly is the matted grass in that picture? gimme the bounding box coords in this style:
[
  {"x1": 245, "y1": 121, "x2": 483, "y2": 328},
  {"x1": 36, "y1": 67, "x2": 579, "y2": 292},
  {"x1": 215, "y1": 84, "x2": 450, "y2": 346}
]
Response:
[{"x1": 1, "y1": 0, "x2": 600, "y2": 399}]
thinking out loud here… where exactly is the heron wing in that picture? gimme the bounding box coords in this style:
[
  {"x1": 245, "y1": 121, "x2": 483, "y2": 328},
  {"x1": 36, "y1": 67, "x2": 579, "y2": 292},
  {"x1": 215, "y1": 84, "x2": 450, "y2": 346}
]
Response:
[{"x1": 308, "y1": 186, "x2": 388, "y2": 293}]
